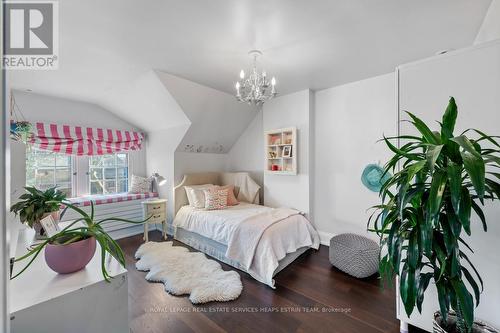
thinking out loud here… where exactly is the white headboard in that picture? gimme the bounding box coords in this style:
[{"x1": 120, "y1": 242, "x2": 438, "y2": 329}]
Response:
[{"x1": 173, "y1": 172, "x2": 260, "y2": 216}]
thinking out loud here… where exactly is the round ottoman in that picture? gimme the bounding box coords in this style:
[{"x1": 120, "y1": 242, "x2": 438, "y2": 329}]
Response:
[{"x1": 329, "y1": 233, "x2": 380, "y2": 278}]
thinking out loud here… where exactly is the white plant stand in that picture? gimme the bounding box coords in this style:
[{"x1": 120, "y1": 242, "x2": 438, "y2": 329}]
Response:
[{"x1": 10, "y1": 226, "x2": 129, "y2": 333}]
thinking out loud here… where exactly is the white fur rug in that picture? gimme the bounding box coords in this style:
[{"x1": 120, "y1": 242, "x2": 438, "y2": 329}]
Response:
[{"x1": 135, "y1": 241, "x2": 242, "y2": 304}]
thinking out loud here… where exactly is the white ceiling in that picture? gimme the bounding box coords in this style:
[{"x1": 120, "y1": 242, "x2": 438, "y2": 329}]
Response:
[{"x1": 7, "y1": 0, "x2": 492, "y2": 106}]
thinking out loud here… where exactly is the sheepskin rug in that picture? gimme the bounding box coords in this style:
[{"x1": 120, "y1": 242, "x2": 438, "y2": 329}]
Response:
[{"x1": 135, "y1": 241, "x2": 242, "y2": 304}]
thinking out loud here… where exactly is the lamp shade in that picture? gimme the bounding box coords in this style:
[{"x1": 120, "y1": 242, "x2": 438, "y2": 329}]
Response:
[
  {"x1": 156, "y1": 175, "x2": 167, "y2": 186},
  {"x1": 153, "y1": 173, "x2": 167, "y2": 186}
]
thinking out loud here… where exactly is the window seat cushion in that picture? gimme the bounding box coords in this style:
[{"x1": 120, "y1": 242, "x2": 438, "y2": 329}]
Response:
[{"x1": 67, "y1": 192, "x2": 159, "y2": 207}]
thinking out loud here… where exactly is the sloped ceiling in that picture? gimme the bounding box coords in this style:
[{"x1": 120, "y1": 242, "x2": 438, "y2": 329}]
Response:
[
  {"x1": 157, "y1": 71, "x2": 256, "y2": 153},
  {"x1": 98, "y1": 70, "x2": 257, "y2": 153},
  {"x1": 99, "y1": 70, "x2": 190, "y2": 132},
  {"x1": 475, "y1": 0, "x2": 500, "y2": 44}
]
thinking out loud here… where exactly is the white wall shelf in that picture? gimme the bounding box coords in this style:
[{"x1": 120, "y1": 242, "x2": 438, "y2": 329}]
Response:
[{"x1": 264, "y1": 127, "x2": 297, "y2": 175}]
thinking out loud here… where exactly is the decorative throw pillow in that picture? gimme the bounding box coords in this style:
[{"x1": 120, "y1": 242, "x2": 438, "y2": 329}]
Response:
[
  {"x1": 204, "y1": 188, "x2": 228, "y2": 210},
  {"x1": 216, "y1": 185, "x2": 239, "y2": 206},
  {"x1": 184, "y1": 184, "x2": 214, "y2": 208},
  {"x1": 129, "y1": 175, "x2": 152, "y2": 193}
]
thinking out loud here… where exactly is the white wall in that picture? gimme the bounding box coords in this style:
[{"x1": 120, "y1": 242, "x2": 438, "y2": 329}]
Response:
[
  {"x1": 12, "y1": 90, "x2": 139, "y2": 130},
  {"x1": 174, "y1": 152, "x2": 228, "y2": 184},
  {"x1": 314, "y1": 74, "x2": 396, "y2": 242},
  {"x1": 146, "y1": 125, "x2": 189, "y2": 227},
  {"x1": 263, "y1": 90, "x2": 312, "y2": 216},
  {"x1": 227, "y1": 81, "x2": 396, "y2": 245},
  {"x1": 397, "y1": 40, "x2": 500, "y2": 331},
  {"x1": 226, "y1": 110, "x2": 264, "y2": 197},
  {"x1": 475, "y1": 0, "x2": 500, "y2": 44}
]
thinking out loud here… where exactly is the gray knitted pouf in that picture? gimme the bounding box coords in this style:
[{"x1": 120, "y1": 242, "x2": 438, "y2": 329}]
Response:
[{"x1": 329, "y1": 233, "x2": 380, "y2": 278}]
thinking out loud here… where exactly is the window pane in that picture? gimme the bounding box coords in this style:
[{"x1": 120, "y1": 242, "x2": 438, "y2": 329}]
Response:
[
  {"x1": 37, "y1": 153, "x2": 56, "y2": 167},
  {"x1": 36, "y1": 169, "x2": 54, "y2": 184},
  {"x1": 90, "y1": 181, "x2": 104, "y2": 195},
  {"x1": 26, "y1": 149, "x2": 73, "y2": 196},
  {"x1": 116, "y1": 154, "x2": 127, "y2": 166},
  {"x1": 90, "y1": 168, "x2": 103, "y2": 181},
  {"x1": 90, "y1": 156, "x2": 104, "y2": 167},
  {"x1": 58, "y1": 187, "x2": 72, "y2": 197},
  {"x1": 117, "y1": 179, "x2": 128, "y2": 193},
  {"x1": 104, "y1": 168, "x2": 116, "y2": 179},
  {"x1": 104, "y1": 181, "x2": 116, "y2": 194},
  {"x1": 103, "y1": 155, "x2": 115, "y2": 167},
  {"x1": 55, "y1": 169, "x2": 71, "y2": 183},
  {"x1": 117, "y1": 167, "x2": 128, "y2": 178},
  {"x1": 26, "y1": 168, "x2": 36, "y2": 187},
  {"x1": 88, "y1": 153, "x2": 128, "y2": 195},
  {"x1": 55, "y1": 155, "x2": 70, "y2": 167}
]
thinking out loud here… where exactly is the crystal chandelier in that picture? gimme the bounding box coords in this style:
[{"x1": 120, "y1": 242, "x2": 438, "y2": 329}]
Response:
[{"x1": 235, "y1": 50, "x2": 277, "y2": 106}]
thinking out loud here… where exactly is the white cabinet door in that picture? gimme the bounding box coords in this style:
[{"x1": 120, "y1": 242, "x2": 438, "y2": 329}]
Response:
[{"x1": 397, "y1": 40, "x2": 500, "y2": 332}]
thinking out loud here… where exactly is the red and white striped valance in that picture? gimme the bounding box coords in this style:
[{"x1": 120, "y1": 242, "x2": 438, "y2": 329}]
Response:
[{"x1": 29, "y1": 122, "x2": 144, "y2": 156}]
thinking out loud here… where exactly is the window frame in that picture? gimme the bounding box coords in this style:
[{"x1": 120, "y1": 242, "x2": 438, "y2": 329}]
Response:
[
  {"x1": 25, "y1": 148, "x2": 130, "y2": 198},
  {"x1": 25, "y1": 149, "x2": 74, "y2": 197}
]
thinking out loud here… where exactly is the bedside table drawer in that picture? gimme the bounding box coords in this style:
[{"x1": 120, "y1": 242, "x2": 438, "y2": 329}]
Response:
[
  {"x1": 145, "y1": 204, "x2": 165, "y2": 214},
  {"x1": 146, "y1": 212, "x2": 165, "y2": 222}
]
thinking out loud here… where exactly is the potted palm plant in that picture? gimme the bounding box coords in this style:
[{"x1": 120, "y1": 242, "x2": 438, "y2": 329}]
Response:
[
  {"x1": 10, "y1": 186, "x2": 67, "y2": 239},
  {"x1": 369, "y1": 97, "x2": 500, "y2": 333},
  {"x1": 12, "y1": 200, "x2": 148, "y2": 280}
]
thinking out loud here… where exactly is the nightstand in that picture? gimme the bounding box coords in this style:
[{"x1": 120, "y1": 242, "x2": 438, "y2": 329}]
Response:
[{"x1": 141, "y1": 199, "x2": 167, "y2": 241}]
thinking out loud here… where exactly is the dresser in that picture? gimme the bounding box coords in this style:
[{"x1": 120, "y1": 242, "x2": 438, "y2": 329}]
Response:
[{"x1": 141, "y1": 199, "x2": 167, "y2": 241}]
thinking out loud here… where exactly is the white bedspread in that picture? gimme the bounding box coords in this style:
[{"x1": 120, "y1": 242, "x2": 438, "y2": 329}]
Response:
[{"x1": 173, "y1": 203, "x2": 320, "y2": 287}]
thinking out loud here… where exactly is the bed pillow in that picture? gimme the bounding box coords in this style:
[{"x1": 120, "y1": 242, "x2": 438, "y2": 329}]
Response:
[
  {"x1": 129, "y1": 175, "x2": 152, "y2": 193},
  {"x1": 184, "y1": 184, "x2": 214, "y2": 208},
  {"x1": 204, "y1": 188, "x2": 228, "y2": 210},
  {"x1": 216, "y1": 185, "x2": 239, "y2": 206}
]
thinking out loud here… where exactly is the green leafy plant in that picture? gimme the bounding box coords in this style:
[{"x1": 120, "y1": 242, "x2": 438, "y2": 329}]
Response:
[
  {"x1": 12, "y1": 201, "x2": 148, "y2": 281},
  {"x1": 10, "y1": 186, "x2": 67, "y2": 228},
  {"x1": 368, "y1": 97, "x2": 500, "y2": 332}
]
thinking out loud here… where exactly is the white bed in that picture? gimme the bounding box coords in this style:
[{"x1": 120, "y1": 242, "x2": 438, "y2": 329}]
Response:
[{"x1": 173, "y1": 172, "x2": 320, "y2": 288}]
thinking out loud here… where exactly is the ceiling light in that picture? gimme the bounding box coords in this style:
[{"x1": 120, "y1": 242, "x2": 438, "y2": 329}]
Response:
[{"x1": 235, "y1": 50, "x2": 277, "y2": 106}]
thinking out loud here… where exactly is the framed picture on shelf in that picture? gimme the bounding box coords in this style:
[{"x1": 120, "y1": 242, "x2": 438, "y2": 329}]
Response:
[{"x1": 282, "y1": 145, "x2": 292, "y2": 157}]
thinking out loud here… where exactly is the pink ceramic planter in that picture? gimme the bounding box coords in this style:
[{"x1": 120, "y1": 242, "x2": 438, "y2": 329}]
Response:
[{"x1": 45, "y1": 237, "x2": 96, "y2": 274}]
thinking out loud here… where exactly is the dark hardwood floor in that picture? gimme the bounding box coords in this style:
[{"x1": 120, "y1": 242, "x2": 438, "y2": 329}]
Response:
[{"x1": 118, "y1": 231, "x2": 426, "y2": 333}]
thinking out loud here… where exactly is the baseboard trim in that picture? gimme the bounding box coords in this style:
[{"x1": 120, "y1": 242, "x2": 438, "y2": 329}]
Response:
[
  {"x1": 317, "y1": 230, "x2": 335, "y2": 246},
  {"x1": 109, "y1": 224, "x2": 156, "y2": 240}
]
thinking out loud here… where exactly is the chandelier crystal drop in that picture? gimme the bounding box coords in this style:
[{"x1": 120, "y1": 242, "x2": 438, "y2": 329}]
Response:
[{"x1": 235, "y1": 50, "x2": 277, "y2": 106}]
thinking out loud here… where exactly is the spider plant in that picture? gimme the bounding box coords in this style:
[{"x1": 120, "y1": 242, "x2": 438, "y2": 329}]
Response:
[
  {"x1": 12, "y1": 200, "x2": 149, "y2": 281},
  {"x1": 368, "y1": 97, "x2": 500, "y2": 332}
]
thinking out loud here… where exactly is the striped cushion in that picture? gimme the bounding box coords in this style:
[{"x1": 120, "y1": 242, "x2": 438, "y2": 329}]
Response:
[{"x1": 67, "y1": 192, "x2": 158, "y2": 207}]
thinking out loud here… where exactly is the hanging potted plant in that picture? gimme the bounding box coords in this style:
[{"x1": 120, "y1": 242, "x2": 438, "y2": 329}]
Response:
[
  {"x1": 369, "y1": 97, "x2": 500, "y2": 333},
  {"x1": 12, "y1": 201, "x2": 149, "y2": 279},
  {"x1": 10, "y1": 186, "x2": 66, "y2": 239},
  {"x1": 10, "y1": 120, "x2": 33, "y2": 144}
]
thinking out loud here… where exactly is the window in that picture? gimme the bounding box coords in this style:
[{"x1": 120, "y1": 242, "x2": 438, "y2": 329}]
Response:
[
  {"x1": 89, "y1": 154, "x2": 128, "y2": 195},
  {"x1": 26, "y1": 149, "x2": 129, "y2": 197},
  {"x1": 26, "y1": 150, "x2": 73, "y2": 197}
]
